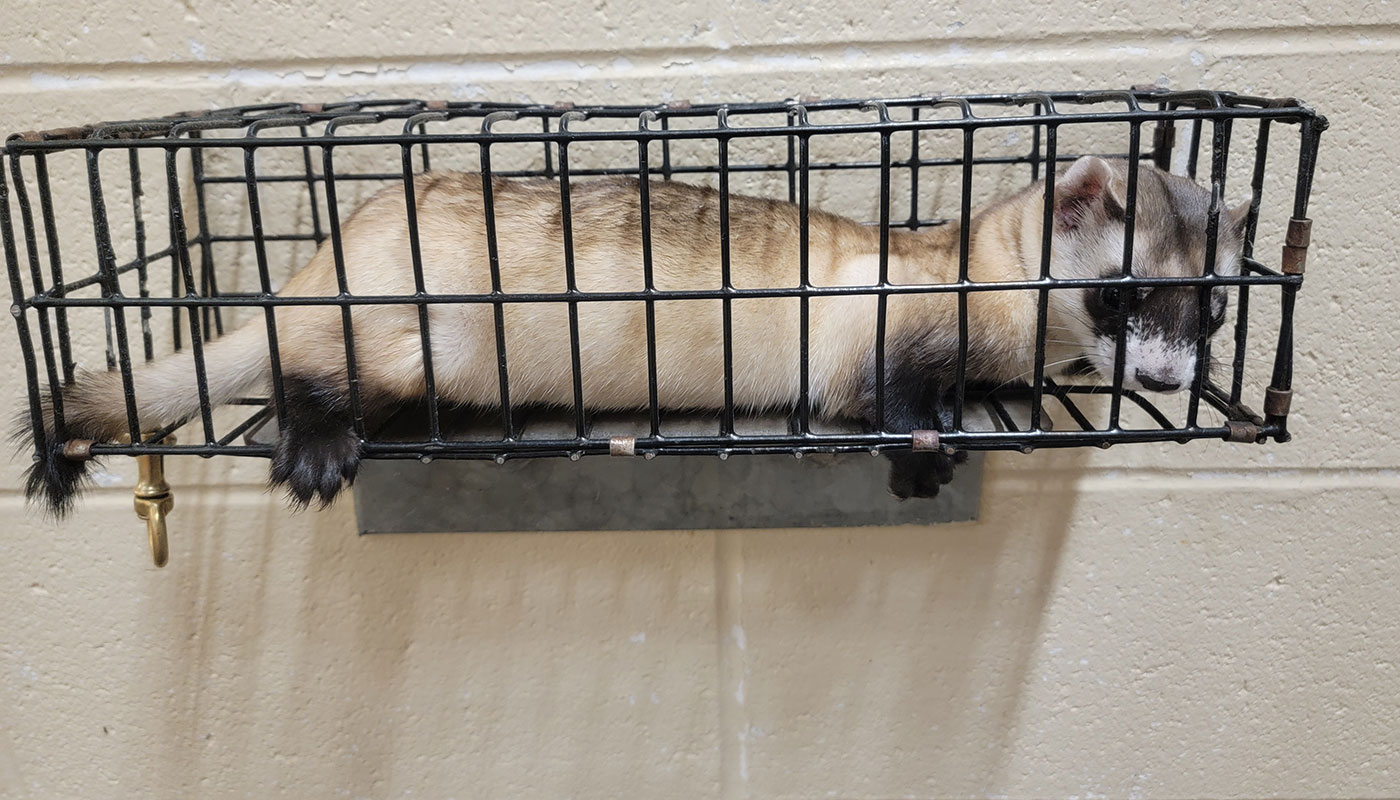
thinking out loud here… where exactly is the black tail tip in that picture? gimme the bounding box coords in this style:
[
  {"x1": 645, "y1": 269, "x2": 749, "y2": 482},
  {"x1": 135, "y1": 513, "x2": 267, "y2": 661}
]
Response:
[{"x1": 22, "y1": 435, "x2": 92, "y2": 519}]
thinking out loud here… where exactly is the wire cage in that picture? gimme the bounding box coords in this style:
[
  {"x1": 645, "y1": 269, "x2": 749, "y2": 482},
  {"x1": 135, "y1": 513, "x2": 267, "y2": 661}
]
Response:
[{"x1": 4, "y1": 89, "x2": 1326, "y2": 477}]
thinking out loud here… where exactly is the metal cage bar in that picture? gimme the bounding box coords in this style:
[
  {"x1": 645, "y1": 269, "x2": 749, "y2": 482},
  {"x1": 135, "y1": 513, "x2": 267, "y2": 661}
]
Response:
[
  {"x1": 318, "y1": 124, "x2": 369, "y2": 439},
  {"x1": 953, "y1": 121, "x2": 973, "y2": 431},
  {"x1": 1107, "y1": 121, "x2": 1143, "y2": 429},
  {"x1": 793, "y1": 105, "x2": 812, "y2": 434},
  {"x1": 7, "y1": 155, "x2": 68, "y2": 432},
  {"x1": 126, "y1": 149, "x2": 155, "y2": 362},
  {"x1": 1031, "y1": 111, "x2": 1059, "y2": 433},
  {"x1": 1230, "y1": 118, "x2": 1271, "y2": 406},
  {"x1": 1188, "y1": 116, "x2": 1233, "y2": 429},
  {"x1": 399, "y1": 112, "x2": 446, "y2": 442},
  {"x1": 479, "y1": 110, "x2": 519, "y2": 440},
  {"x1": 716, "y1": 109, "x2": 736, "y2": 437},
  {"x1": 242, "y1": 124, "x2": 291, "y2": 428},
  {"x1": 189, "y1": 131, "x2": 224, "y2": 338},
  {"x1": 87, "y1": 148, "x2": 144, "y2": 443},
  {"x1": 32, "y1": 154, "x2": 76, "y2": 384},
  {"x1": 555, "y1": 112, "x2": 589, "y2": 441},
  {"x1": 637, "y1": 112, "x2": 662, "y2": 439},
  {"x1": 871, "y1": 102, "x2": 893, "y2": 432},
  {"x1": 161, "y1": 141, "x2": 216, "y2": 443}
]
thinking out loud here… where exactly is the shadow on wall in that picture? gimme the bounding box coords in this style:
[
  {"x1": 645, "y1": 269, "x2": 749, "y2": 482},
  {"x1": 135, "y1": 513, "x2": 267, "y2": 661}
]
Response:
[
  {"x1": 126, "y1": 447, "x2": 1083, "y2": 797},
  {"x1": 730, "y1": 448, "x2": 1083, "y2": 795}
]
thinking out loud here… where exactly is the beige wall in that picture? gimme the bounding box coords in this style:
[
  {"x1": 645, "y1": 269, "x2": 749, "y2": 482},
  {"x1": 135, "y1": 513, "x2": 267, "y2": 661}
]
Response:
[{"x1": 1, "y1": 3, "x2": 1396, "y2": 798}]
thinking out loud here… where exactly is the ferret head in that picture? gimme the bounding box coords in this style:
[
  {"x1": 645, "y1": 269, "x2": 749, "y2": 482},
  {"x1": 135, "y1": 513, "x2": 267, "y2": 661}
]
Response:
[{"x1": 1045, "y1": 156, "x2": 1251, "y2": 393}]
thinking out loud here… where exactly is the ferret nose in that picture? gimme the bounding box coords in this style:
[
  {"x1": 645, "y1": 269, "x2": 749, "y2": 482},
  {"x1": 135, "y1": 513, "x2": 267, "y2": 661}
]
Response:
[{"x1": 1135, "y1": 371, "x2": 1181, "y2": 393}]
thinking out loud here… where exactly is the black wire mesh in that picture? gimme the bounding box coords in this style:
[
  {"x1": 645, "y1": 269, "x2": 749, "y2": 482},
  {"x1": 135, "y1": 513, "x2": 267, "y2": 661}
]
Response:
[{"x1": 3, "y1": 89, "x2": 1326, "y2": 466}]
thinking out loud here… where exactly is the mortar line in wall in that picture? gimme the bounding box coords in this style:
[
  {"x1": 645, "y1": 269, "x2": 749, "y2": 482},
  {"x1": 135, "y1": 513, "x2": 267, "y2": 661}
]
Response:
[
  {"x1": 989, "y1": 467, "x2": 1400, "y2": 490},
  {"x1": 2, "y1": 23, "x2": 1398, "y2": 92}
]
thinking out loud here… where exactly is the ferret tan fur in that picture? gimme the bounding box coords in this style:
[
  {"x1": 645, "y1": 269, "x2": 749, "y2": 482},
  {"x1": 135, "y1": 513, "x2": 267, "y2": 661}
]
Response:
[{"x1": 64, "y1": 172, "x2": 1054, "y2": 432}]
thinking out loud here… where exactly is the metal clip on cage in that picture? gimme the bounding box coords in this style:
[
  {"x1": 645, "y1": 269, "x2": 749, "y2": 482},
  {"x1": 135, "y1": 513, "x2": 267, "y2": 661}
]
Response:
[
  {"x1": 2, "y1": 89, "x2": 1326, "y2": 561},
  {"x1": 128, "y1": 431, "x2": 174, "y2": 567}
]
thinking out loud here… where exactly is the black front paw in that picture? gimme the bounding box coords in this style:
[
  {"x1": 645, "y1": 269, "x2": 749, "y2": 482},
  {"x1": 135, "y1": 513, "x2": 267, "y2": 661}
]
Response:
[
  {"x1": 270, "y1": 376, "x2": 363, "y2": 508},
  {"x1": 885, "y1": 449, "x2": 968, "y2": 499},
  {"x1": 270, "y1": 424, "x2": 361, "y2": 508}
]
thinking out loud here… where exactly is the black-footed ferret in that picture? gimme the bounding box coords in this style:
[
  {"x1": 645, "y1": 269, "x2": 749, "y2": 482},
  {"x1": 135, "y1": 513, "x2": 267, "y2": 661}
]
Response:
[{"x1": 20, "y1": 156, "x2": 1249, "y2": 514}]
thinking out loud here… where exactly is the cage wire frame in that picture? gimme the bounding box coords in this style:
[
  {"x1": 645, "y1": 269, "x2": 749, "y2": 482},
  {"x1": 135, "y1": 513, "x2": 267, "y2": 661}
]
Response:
[{"x1": 3, "y1": 89, "x2": 1326, "y2": 470}]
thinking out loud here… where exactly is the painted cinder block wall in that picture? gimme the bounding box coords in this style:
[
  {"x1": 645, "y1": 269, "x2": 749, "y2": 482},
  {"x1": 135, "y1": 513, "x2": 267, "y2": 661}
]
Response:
[{"x1": 1, "y1": 3, "x2": 1396, "y2": 798}]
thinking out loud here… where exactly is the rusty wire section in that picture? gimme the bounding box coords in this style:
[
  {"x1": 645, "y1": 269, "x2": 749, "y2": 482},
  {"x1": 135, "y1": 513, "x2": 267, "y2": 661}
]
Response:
[{"x1": 4, "y1": 90, "x2": 1326, "y2": 463}]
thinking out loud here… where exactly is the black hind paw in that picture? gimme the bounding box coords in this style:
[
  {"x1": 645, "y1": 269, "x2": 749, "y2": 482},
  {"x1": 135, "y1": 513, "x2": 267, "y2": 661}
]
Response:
[
  {"x1": 885, "y1": 449, "x2": 968, "y2": 500},
  {"x1": 269, "y1": 378, "x2": 362, "y2": 508}
]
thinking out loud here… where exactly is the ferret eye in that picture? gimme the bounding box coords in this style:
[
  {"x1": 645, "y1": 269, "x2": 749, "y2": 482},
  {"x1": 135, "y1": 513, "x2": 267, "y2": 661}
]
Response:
[
  {"x1": 1099, "y1": 286, "x2": 1122, "y2": 309},
  {"x1": 1210, "y1": 304, "x2": 1227, "y2": 331}
]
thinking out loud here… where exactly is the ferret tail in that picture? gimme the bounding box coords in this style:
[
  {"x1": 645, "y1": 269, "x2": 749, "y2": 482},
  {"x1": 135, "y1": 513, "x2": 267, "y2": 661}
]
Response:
[{"x1": 15, "y1": 322, "x2": 270, "y2": 517}]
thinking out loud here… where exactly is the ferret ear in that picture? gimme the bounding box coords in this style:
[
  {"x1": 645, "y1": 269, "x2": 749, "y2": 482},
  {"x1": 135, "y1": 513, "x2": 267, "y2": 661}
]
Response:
[
  {"x1": 1213, "y1": 196, "x2": 1255, "y2": 276},
  {"x1": 1053, "y1": 156, "x2": 1122, "y2": 233},
  {"x1": 1225, "y1": 195, "x2": 1254, "y2": 238}
]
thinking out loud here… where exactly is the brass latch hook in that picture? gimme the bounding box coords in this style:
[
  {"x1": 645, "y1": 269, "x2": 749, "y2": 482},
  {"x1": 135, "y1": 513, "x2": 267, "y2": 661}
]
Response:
[{"x1": 123, "y1": 432, "x2": 175, "y2": 567}]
